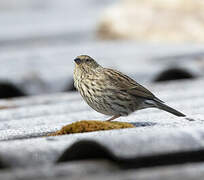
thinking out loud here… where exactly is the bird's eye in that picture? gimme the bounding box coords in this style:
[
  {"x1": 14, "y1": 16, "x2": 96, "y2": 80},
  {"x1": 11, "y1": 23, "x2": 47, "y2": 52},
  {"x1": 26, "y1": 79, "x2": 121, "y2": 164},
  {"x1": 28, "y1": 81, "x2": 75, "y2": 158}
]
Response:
[{"x1": 86, "y1": 59, "x2": 91, "y2": 62}]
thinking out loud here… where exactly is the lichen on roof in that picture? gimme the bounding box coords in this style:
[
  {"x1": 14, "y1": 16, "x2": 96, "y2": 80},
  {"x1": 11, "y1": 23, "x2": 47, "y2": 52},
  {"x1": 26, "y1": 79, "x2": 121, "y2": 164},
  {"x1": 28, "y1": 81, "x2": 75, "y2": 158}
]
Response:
[{"x1": 49, "y1": 120, "x2": 134, "y2": 136}]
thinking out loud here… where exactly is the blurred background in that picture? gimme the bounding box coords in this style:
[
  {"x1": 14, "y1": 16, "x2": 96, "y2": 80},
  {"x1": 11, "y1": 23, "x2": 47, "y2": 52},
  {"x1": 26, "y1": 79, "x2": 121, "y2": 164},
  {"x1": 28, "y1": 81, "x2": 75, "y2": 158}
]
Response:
[{"x1": 0, "y1": 0, "x2": 204, "y2": 99}]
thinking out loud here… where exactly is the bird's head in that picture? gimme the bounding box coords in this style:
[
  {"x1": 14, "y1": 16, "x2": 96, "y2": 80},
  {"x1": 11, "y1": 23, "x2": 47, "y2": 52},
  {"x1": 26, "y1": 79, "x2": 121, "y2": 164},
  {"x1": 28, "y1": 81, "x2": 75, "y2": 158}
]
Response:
[{"x1": 74, "y1": 55, "x2": 100, "y2": 73}]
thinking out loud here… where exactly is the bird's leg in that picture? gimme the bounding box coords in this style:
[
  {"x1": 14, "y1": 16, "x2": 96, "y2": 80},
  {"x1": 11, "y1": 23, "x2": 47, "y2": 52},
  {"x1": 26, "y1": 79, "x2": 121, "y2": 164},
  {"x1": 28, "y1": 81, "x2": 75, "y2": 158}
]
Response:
[{"x1": 106, "y1": 115, "x2": 121, "y2": 121}]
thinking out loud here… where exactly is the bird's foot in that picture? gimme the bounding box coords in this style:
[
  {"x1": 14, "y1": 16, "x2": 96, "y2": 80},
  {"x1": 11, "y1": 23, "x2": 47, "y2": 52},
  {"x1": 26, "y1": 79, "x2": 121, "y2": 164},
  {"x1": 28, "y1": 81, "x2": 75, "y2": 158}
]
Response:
[{"x1": 106, "y1": 115, "x2": 121, "y2": 121}]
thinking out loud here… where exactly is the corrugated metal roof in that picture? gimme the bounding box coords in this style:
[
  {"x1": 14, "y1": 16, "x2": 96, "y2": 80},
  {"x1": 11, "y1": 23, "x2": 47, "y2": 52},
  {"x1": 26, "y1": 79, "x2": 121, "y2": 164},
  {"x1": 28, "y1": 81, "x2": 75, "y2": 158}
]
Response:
[{"x1": 0, "y1": 77, "x2": 204, "y2": 178}]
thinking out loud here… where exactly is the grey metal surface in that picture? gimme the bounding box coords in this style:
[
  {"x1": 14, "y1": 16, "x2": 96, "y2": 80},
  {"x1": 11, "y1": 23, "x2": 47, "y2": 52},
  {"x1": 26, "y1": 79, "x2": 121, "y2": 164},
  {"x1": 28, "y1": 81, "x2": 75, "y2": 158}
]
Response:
[
  {"x1": 0, "y1": 161, "x2": 204, "y2": 180},
  {"x1": 0, "y1": 78, "x2": 203, "y2": 168},
  {"x1": 0, "y1": 78, "x2": 203, "y2": 140},
  {"x1": 0, "y1": 42, "x2": 203, "y2": 95}
]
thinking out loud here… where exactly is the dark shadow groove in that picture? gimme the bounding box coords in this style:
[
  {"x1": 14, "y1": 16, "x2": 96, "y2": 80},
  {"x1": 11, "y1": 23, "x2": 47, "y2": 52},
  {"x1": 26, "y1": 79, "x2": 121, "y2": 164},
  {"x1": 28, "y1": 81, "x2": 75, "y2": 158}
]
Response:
[
  {"x1": 154, "y1": 68, "x2": 195, "y2": 82},
  {"x1": 58, "y1": 140, "x2": 114, "y2": 162},
  {"x1": 0, "y1": 81, "x2": 26, "y2": 99},
  {"x1": 64, "y1": 79, "x2": 76, "y2": 92},
  {"x1": 57, "y1": 140, "x2": 204, "y2": 169},
  {"x1": 116, "y1": 149, "x2": 204, "y2": 169},
  {"x1": 0, "y1": 158, "x2": 9, "y2": 169},
  {"x1": 129, "y1": 122, "x2": 157, "y2": 127}
]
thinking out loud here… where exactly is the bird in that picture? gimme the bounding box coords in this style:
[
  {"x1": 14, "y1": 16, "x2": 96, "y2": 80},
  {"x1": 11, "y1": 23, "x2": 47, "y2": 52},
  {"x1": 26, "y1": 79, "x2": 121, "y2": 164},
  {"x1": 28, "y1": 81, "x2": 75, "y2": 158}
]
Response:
[{"x1": 73, "y1": 55, "x2": 185, "y2": 121}]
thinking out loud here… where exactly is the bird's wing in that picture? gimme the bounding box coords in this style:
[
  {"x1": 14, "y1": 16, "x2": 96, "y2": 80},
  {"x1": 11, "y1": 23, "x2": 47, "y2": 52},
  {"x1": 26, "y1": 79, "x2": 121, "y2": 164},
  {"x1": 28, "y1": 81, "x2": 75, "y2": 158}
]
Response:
[{"x1": 103, "y1": 68, "x2": 163, "y2": 101}]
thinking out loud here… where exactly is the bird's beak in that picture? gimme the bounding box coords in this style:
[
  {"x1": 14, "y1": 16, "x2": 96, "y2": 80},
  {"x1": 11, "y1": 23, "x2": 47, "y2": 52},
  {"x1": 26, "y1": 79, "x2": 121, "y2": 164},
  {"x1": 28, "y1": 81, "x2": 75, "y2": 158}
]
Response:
[{"x1": 74, "y1": 58, "x2": 81, "y2": 65}]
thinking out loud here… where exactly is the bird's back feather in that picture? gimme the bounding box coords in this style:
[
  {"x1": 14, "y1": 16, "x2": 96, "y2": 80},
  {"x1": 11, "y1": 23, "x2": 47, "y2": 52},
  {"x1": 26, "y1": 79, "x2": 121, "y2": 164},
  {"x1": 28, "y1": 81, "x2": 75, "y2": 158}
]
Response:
[{"x1": 104, "y1": 68, "x2": 157, "y2": 100}]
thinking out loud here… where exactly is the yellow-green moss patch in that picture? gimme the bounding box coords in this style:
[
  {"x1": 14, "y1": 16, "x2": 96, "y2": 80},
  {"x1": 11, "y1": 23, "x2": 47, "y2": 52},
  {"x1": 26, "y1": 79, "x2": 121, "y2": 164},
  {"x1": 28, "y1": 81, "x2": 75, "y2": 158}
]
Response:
[{"x1": 49, "y1": 120, "x2": 134, "y2": 136}]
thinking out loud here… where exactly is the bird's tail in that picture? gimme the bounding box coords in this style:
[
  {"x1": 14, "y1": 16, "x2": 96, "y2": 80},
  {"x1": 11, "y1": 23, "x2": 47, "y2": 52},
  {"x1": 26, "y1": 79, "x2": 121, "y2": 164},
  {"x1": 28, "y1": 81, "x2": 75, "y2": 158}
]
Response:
[
  {"x1": 145, "y1": 99, "x2": 185, "y2": 117},
  {"x1": 155, "y1": 101, "x2": 185, "y2": 117}
]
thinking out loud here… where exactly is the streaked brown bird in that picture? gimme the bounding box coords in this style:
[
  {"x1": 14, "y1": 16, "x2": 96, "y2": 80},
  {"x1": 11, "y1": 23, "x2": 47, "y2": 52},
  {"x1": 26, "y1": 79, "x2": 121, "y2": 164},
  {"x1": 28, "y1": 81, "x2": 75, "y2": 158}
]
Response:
[{"x1": 73, "y1": 55, "x2": 185, "y2": 121}]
